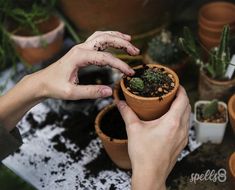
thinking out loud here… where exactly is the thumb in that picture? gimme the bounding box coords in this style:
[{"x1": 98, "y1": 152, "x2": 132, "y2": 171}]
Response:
[
  {"x1": 117, "y1": 101, "x2": 140, "y2": 129},
  {"x1": 70, "y1": 85, "x2": 112, "y2": 99}
]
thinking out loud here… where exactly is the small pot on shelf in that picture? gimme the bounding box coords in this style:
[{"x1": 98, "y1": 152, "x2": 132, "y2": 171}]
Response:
[
  {"x1": 194, "y1": 100, "x2": 228, "y2": 144},
  {"x1": 9, "y1": 16, "x2": 65, "y2": 65},
  {"x1": 95, "y1": 103, "x2": 131, "y2": 169},
  {"x1": 228, "y1": 94, "x2": 235, "y2": 134},
  {"x1": 120, "y1": 63, "x2": 179, "y2": 121}
]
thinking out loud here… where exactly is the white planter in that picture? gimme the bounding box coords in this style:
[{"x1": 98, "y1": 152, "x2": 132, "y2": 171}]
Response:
[{"x1": 194, "y1": 100, "x2": 228, "y2": 144}]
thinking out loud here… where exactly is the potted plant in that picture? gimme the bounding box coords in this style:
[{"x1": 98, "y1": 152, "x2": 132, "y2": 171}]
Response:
[
  {"x1": 228, "y1": 94, "x2": 235, "y2": 134},
  {"x1": 0, "y1": 0, "x2": 65, "y2": 65},
  {"x1": 95, "y1": 103, "x2": 131, "y2": 169},
  {"x1": 144, "y1": 29, "x2": 187, "y2": 77},
  {"x1": 194, "y1": 99, "x2": 228, "y2": 144},
  {"x1": 120, "y1": 63, "x2": 179, "y2": 121},
  {"x1": 179, "y1": 25, "x2": 235, "y2": 101}
]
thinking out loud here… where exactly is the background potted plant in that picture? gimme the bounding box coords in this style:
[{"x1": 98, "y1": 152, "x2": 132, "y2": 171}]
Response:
[
  {"x1": 120, "y1": 63, "x2": 179, "y2": 120},
  {"x1": 95, "y1": 104, "x2": 131, "y2": 169},
  {"x1": 228, "y1": 94, "x2": 235, "y2": 134},
  {"x1": 0, "y1": 0, "x2": 65, "y2": 65},
  {"x1": 144, "y1": 29, "x2": 187, "y2": 77},
  {"x1": 194, "y1": 99, "x2": 228, "y2": 144},
  {"x1": 179, "y1": 25, "x2": 235, "y2": 101}
]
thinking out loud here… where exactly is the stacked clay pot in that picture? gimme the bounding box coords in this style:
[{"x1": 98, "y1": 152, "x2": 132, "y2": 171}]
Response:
[{"x1": 198, "y1": 2, "x2": 235, "y2": 50}]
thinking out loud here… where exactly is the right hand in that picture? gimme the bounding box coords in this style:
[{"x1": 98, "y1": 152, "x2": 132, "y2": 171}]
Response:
[{"x1": 117, "y1": 86, "x2": 191, "y2": 190}]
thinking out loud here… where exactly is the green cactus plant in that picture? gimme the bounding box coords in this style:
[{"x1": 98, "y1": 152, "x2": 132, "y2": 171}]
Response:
[
  {"x1": 147, "y1": 30, "x2": 184, "y2": 65},
  {"x1": 129, "y1": 77, "x2": 145, "y2": 92},
  {"x1": 202, "y1": 99, "x2": 219, "y2": 119},
  {"x1": 178, "y1": 25, "x2": 231, "y2": 80}
]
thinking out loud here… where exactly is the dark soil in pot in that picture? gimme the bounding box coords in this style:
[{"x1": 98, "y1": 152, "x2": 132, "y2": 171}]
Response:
[
  {"x1": 124, "y1": 65, "x2": 175, "y2": 98},
  {"x1": 100, "y1": 107, "x2": 127, "y2": 140},
  {"x1": 196, "y1": 103, "x2": 227, "y2": 123}
]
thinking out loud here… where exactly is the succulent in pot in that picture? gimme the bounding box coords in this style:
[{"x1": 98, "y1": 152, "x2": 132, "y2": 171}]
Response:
[
  {"x1": 95, "y1": 103, "x2": 131, "y2": 169},
  {"x1": 194, "y1": 99, "x2": 228, "y2": 144},
  {"x1": 179, "y1": 25, "x2": 235, "y2": 101},
  {"x1": 144, "y1": 29, "x2": 187, "y2": 76},
  {"x1": 120, "y1": 63, "x2": 179, "y2": 121}
]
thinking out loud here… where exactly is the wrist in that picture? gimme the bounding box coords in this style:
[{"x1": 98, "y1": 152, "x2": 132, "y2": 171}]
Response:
[{"x1": 132, "y1": 164, "x2": 166, "y2": 190}]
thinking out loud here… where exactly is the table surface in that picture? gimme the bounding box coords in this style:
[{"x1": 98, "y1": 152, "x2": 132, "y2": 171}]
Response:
[{"x1": 1, "y1": 63, "x2": 202, "y2": 190}]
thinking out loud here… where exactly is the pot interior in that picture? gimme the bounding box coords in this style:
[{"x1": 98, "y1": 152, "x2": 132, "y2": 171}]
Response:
[{"x1": 100, "y1": 106, "x2": 127, "y2": 140}]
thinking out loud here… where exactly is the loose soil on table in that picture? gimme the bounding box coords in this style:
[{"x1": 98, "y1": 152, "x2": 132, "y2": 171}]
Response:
[
  {"x1": 196, "y1": 104, "x2": 227, "y2": 123},
  {"x1": 124, "y1": 65, "x2": 174, "y2": 97},
  {"x1": 100, "y1": 107, "x2": 127, "y2": 140}
]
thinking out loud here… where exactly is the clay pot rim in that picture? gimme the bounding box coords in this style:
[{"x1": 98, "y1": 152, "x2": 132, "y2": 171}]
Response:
[
  {"x1": 228, "y1": 94, "x2": 235, "y2": 121},
  {"x1": 200, "y1": 71, "x2": 235, "y2": 85},
  {"x1": 194, "y1": 100, "x2": 228, "y2": 125},
  {"x1": 199, "y1": 2, "x2": 235, "y2": 25},
  {"x1": 95, "y1": 103, "x2": 128, "y2": 144},
  {"x1": 10, "y1": 16, "x2": 64, "y2": 40},
  {"x1": 229, "y1": 152, "x2": 235, "y2": 177},
  {"x1": 120, "y1": 64, "x2": 179, "y2": 101}
]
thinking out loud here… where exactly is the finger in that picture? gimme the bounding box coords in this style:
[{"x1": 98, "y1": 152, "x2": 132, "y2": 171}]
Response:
[
  {"x1": 117, "y1": 101, "x2": 140, "y2": 128},
  {"x1": 181, "y1": 104, "x2": 191, "y2": 130},
  {"x1": 77, "y1": 50, "x2": 135, "y2": 76},
  {"x1": 165, "y1": 86, "x2": 189, "y2": 120},
  {"x1": 68, "y1": 84, "x2": 113, "y2": 100},
  {"x1": 86, "y1": 31, "x2": 131, "y2": 42},
  {"x1": 81, "y1": 34, "x2": 139, "y2": 55}
]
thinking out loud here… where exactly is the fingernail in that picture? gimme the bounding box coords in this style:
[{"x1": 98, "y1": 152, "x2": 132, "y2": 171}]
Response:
[
  {"x1": 101, "y1": 87, "x2": 112, "y2": 97},
  {"x1": 128, "y1": 68, "x2": 135, "y2": 75},
  {"x1": 134, "y1": 47, "x2": 140, "y2": 53}
]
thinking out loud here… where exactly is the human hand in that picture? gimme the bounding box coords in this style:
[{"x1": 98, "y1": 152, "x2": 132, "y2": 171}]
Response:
[
  {"x1": 34, "y1": 31, "x2": 139, "y2": 100},
  {"x1": 117, "y1": 86, "x2": 191, "y2": 190}
]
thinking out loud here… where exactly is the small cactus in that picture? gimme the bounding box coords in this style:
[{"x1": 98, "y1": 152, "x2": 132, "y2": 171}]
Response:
[
  {"x1": 129, "y1": 77, "x2": 144, "y2": 92},
  {"x1": 147, "y1": 30, "x2": 184, "y2": 65},
  {"x1": 202, "y1": 99, "x2": 219, "y2": 119}
]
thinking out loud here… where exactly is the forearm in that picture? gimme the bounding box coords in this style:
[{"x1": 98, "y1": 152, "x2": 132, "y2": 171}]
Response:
[
  {"x1": 0, "y1": 73, "x2": 45, "y2": 131},
  {"x1": 131, "y1": 165, "x2": 166, "y2": 190}
]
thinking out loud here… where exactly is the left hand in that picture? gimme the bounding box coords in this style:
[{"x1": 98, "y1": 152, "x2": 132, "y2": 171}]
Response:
[{"x1": 33, "y1": 31, "x2": 140, "y2": 100}]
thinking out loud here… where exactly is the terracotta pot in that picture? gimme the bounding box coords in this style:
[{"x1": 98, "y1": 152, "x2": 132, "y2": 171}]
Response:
[
  {"x1": 9, "y1": 16, "x2": 65, "y2": 65},
  {"x1": 95, "y1": 104, "x2": 131, "y2": 169},
  {"x1": 120, "y1": 64, "x2": 179, "y2": 121},
  {"x1": 199, "y1": 21, "x2": 235, "y2": 40},
  {"x1": 198, "y1": 31, "x2": 220, "y2": 50},
  {"x1": 198, "y1": 71, "x2": 235, "y2": 101},
  {"x1": 199, "y1": 2, "x2": 235, "y2": 30},
  {"x1": 228, "y1": 152, "x2": 235, "y2": 185},
  {"x1": 143, "y1": 54, "x2": 188, "y2": 78},
  {"x1": 60, "y1": 0, "x2": 170, "y2": 37},
  {"x1": 228, "y1": 94, "x2": 235, "y2": 134},
  {"x1": 113, "y1": 80, "x2": 126, "y2": 102}
]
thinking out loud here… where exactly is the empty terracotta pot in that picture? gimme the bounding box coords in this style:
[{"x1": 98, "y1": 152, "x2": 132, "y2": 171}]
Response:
[
  {"x1": 198, "y1": 71, "x2": 235, "y2": 101},
  {"x1": 199, "y1": 2, "x2": 235, "y2": 30},
  {"x1": 228, "y1": 152, "x2": 235, "y2": 185},
  {"x1": 95, "y1": 104, "x2": 131, "y2": 169},
  {"x1": 9, "y1": 16, "x2": 65, "y2": 65},
  {"x1": 120, "y1": 64, "x2": 179, "y2": 121},
  {"x1": 198, "y1": 31, "x2": 220, "y2": 50},
  {"x1": 228, "y1": 94, "x2": 235, "y2": 134}
]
